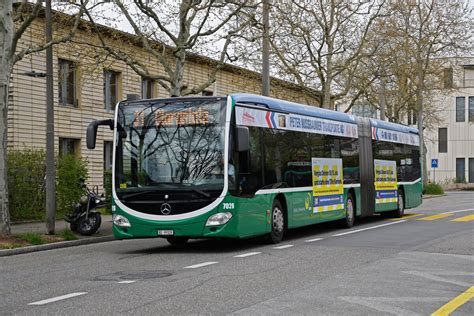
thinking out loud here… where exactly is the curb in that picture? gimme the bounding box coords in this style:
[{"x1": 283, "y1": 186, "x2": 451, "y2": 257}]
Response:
[
  {"x1": 0, "y1": 235, "x2": 115, "y2": 257},
  {"x1": 422, "y1": 194, "x2": 446, "y2": 199}
]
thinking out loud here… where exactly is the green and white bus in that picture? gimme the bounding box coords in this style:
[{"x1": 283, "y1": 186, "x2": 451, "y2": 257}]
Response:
[{"x1": 87, "y1": 94, "x2": 422, "y2": 245}]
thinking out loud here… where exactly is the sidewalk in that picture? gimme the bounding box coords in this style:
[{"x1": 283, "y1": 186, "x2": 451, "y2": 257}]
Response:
[
  {"x1": 11, "y1": 215, "x2": 114, "y2": 238},
  {"x1": 1, "y1": 215, "x2": 114, "y2": 257}
]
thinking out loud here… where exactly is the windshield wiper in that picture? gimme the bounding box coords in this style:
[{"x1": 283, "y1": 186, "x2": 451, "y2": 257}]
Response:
[
  {"x1": 121, "y1": 189, "x2": 163, "y2": 200},
  {"x1": 190, "y1": 188, "x2": 211, "y2": 198}
]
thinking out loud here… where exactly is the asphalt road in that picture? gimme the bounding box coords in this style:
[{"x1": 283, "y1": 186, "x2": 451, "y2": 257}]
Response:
[{"x1": 1, "y1": 191, "x2": 473, "y2": 315}]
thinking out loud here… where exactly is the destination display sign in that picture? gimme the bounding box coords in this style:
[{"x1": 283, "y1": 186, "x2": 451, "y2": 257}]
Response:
[{"x1": 133, "y1": 108, "x2": 210, "y2": 128}]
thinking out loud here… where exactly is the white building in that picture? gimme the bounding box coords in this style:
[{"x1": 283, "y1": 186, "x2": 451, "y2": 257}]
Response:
[{"x1": 425, "y1": 57, "x2": 474, "y2": 187}]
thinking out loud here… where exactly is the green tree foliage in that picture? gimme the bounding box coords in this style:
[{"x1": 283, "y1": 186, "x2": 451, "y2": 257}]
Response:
[
  {"x1": 7, "y1": 149, "x2": 46, "y2": 220},
  {"x1": 424, "y1": 183, "x2": 444, "y2": 195},
  {"x1": 56, "y1": 154, "x2": 88, "y2": 214},
  {"x1": 7, "y1": 149, "x2": 88, "y2": 221}
]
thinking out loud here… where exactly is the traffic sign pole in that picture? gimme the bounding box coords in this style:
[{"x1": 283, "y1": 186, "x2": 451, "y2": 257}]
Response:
[{"x1": 431, "y1": 159, "x2": 438, "y2": 183}]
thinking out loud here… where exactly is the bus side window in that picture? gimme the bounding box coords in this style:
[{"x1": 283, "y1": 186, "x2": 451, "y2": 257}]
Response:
[{"x1": 238, "y1": 127, "x2": 262, "y2": 196}]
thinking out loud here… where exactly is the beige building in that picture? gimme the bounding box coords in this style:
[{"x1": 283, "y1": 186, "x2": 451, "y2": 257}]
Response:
[
  {"x1": 425, "y1": 58, "x2": 474, "y2": 187},
  {"x1": 9, "y1": 13, "x2": 318, "y2": 191}
]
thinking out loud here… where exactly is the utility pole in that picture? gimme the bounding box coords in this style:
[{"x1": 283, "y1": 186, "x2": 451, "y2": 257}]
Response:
[
  {"x1": 45, "y1": 0, "x2": 56, "y2": 234},
  {"x1": 379, "y1": 78, "x2": 386, "y2": 121},
  {"x1": 261, "y1": 0, "x2": 270, "y2": 96}
]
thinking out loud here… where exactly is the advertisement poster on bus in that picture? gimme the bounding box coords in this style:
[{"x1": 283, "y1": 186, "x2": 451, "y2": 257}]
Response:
[
  {"x1": 235, "y1": 106, "x2": 358, "y2": 138},
  {"x1": 374, "y1": 159, "x2": 398, "y2": 204},
  {"x1": 311, "y1": 158, "x2": 344, "y2": 213}
]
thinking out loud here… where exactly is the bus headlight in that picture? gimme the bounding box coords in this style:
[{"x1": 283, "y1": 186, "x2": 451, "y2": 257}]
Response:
[
  {"x1": 206, "y1": 212, "x2": 232, "y2": 226},
  {"x1": 113, "y1": 214, "x2": 131, "y2": 227}
]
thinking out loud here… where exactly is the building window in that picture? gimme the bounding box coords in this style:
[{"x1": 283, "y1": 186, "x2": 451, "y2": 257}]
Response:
[
  {"x1": 407, "y1": 109, "x2": 417, "y2": 125},
  {"x1": 141, "y1": 77, "x2": 155, "y2": 99},
  {"x1": 456, "y1": 158, "x2": 465, "y2": 183},
  {"x1": 351, "y1": 104, "x2": 377, "y2": 118},
  {"x1": 202, "y1": 90, "x2": 213, "y2": 96},
  {"x1": 438, "y1": 128, "x2": 447, "y2": 153},
  {"x1": 59, "y1": 138, "x2": 79, "y2": 156},
  {"x1": 104, "y1": 141, "x2": 113, "y2": 170},
  {"x1": 58, "y1": 59, "x2": 77, "y2": 107},
  {"x1": 464, "y1": 66, "x2": 474, "y2": 87},
  {"x1": 456, "y1": 97, "x2": 465, "y2": 122},
  {"x1": 104, "y1": 70, "x2": 119, "y2": 111},
  {"x1": 469, "y1": 158, "x2": 474, "y2": 184},
  {"x1": 469, "y1": 96, "x2": 474, "y2": 122}
]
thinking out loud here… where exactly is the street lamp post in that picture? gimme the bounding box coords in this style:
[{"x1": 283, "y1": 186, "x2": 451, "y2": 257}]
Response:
[{"x1": 261, "y1": 0, "x2": 270, "y2": 97}]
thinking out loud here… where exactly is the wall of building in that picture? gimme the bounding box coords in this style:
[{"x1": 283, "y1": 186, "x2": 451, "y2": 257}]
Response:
[
  {"x1": 9, "y1": 17, "x2": 318, "y2": 192},
  {"x1": 425, "y1": 58, "x2": 474, "y2": 187}
]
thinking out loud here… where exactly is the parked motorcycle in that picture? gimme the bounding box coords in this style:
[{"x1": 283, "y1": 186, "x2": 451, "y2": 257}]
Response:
[{"x1": 65, "y1": 181, "x2": 105, "y2": 236}]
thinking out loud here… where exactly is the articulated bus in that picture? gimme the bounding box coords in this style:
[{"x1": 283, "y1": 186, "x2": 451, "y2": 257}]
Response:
[{"x1": 87, "y1": 94, "x2": 422, "y2": 245}]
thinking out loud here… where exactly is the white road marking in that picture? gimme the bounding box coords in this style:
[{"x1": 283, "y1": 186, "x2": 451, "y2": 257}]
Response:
[
  {"x1": 332, "y1": 220, "x2": 407, "y2": 237},
  {"x1": 184, "y1": 261, "x2": 218, "y2": 269},
  {"x1": 28, "y1": 292, "x2": 87, "y2": 306},
  {"x1": 273, "y1": 244, "x2": 293, "y2": 249},
  {"x1": 234, "y1": 252, "x2": 261, "y2": 258},
  {"x1": 118, "y1": 280, "x2": 136, "y2": 284},
  {"x1": 443, "y1": 208, "x2": 474, "y2": 214},
  {"x1": 305, "y1": 238, "x2": 323, "y2": 243}
]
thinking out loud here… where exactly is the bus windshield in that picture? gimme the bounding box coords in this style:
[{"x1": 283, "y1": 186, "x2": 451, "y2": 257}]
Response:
[{"x1": 115, "y1": 98, "x2": 227, "y2": 198}]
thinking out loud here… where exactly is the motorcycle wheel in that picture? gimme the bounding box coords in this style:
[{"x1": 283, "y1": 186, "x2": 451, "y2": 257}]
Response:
[
  {"x1": 77, "y1": 213, "x2": 102, "y2": 236},
  {"x1": 70, "y1": 223, "x2": 78, "y2": 232}
]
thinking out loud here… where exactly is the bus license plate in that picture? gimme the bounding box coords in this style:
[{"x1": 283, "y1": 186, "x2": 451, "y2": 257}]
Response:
[{"x1": 158, "y1": 230, "x2": 174, "y2": 236}]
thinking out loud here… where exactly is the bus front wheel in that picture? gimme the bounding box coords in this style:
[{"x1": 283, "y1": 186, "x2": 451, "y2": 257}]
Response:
[
  {"x1": 268, "y1": 200, "x2": 285, "y2": 244},
  {"x1": 341, "y1": 193, "x2": 355, "y2": 228}
]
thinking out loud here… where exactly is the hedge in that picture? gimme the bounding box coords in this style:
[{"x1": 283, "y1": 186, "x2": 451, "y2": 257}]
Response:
[{"x1": 8, "y1": 149, "x2": 88, "y2": 221}]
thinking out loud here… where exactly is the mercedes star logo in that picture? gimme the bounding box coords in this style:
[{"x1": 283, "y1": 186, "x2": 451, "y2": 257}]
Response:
[{"x1": 160, "y1": 203, "x2": 171, "y2": 215}]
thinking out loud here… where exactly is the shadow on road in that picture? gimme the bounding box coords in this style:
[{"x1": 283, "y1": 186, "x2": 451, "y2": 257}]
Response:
[{"x1": 117, "y1": 214, "x2": 391, "y2": 256}]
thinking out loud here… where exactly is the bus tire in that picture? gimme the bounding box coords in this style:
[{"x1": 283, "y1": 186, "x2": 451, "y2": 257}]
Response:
[
  {"x1": 268, "y1": 199, "x2": 285, "y2": 244},
  {"x1": 393, "y1": 190, "x2": 405, "y2": 218},
  {"x1": 166, "y1": 236, "x2": 189, "y2": 247},
  {"x1": 341, "y1": 193, "x2": 355, "y2": 228}
]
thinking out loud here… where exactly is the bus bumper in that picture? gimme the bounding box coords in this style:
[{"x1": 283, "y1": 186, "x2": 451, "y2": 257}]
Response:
[{"x1": 112, "y1": 213, "x2": 240, "y2": 240}]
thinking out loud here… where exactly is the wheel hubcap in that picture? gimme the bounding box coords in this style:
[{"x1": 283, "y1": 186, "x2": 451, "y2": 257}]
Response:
[
  {"x1": 398, "y1": 195, "x2": 404, "y2": 214},
  {"x1": 273, "y1": 207, "x2": 284, "y2": 233},
  {"x1": 347, "y1": 199, "x2": 354, "y2": 222},
  {"x1": 82, "y1": 217, "x2": 95, "y2": 230}
]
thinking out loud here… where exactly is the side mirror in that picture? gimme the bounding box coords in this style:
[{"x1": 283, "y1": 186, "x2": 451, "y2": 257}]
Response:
[
  {"x1": 236, "y1": 126, "x2": 249, "y2": 152},
  {"x1": 86, "y1": 119, "x2": 114, "y2": 149}
]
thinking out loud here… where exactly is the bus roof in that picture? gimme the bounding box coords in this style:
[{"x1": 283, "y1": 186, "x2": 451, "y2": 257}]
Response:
[
  {"x1": 230, "y1": 93, "x2": 357, "y2": 124},
  {"x1": 370, "y1": 118, "x2": 419, "y2": 135}
]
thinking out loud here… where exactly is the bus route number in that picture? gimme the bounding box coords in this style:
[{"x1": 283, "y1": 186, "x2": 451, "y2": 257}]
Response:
[{"x1": 223, "y1": 203, "x2": 234, "y2": 210}]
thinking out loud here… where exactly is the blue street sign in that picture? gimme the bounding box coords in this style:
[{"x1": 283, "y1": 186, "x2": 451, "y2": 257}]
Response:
[{"x1": 431, "y1": 159, "x2": 438, "y2": 168}]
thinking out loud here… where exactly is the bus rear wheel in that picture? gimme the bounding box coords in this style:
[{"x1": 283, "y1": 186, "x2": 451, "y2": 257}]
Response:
[
  {"x1": 392, "y1": 190, "x2": 405, "y2": 218},
  {"x1": 268, "y1": 200, "x2": 285, "y2": 244},
  {"x1": 341, "y1": 193, "x2": 355, "y2": 228},
  {"x1": 166, "y1": 236, "x2": 189, "y2": 247}
]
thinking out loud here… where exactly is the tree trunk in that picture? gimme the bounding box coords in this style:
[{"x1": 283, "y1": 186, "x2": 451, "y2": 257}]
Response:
[
  {"x1": 416, "y1": 65, "x2": 427, "y2": 188},
  {"x1": 0, "y1": 0, "x2": 13, "y2": 235},
  {"x1": 170, "y1": 50, "x2": 186, "y2": 97},
  {"x1": 322, "y1": 47, "x2": 333, "y2": 109}
]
